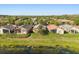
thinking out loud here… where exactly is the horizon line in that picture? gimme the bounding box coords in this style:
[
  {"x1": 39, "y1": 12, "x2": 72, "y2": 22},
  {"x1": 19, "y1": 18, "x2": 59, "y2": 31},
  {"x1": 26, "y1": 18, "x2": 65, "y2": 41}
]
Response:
[{"x1": 0, "y1": 14, "x2": 79, "y2": 16}]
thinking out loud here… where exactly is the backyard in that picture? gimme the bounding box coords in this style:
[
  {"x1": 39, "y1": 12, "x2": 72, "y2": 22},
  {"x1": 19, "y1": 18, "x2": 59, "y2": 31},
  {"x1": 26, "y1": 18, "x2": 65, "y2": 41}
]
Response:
[{"x1": 0, "y1": 33, "x2": 79, "y2": 53}]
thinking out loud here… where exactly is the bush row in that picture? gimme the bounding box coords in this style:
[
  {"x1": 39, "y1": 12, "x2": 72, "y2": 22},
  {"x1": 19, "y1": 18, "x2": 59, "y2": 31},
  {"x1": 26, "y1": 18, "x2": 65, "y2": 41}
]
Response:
[{"x1": 0, "y1": 33, "x2": 31, "y2": 38}]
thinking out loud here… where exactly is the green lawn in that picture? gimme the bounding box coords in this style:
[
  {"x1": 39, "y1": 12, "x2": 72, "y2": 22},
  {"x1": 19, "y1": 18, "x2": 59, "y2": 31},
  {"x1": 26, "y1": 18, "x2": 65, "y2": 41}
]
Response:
[{"x1": 0, "y1": 33, "x2": 79, "y2": 53}]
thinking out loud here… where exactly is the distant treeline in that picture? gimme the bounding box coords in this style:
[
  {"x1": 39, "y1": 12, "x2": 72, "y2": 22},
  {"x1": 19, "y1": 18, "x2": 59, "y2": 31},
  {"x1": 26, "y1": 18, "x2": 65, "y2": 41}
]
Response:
[{"x1": 0, "y1": 15, "x2": 79, "y2": 25}]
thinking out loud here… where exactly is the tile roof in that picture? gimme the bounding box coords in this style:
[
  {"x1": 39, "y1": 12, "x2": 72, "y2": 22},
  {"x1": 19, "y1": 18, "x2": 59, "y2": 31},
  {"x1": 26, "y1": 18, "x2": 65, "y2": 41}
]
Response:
[{"x1": 47, "y1": 24, "x2": 58, "y2": 30}]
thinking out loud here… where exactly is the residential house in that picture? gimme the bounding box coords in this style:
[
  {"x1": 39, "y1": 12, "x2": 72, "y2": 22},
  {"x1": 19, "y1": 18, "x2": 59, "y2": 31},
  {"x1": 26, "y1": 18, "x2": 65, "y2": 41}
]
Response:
[
  {"x1": 47, "y1": 24, "x2": 67, "y2": 34},
  {"x1": 59, "y1": 24, "x2": 73, "y2": 33},
  {"x1": 0, "y1": 27, "x2": 10, "y2": 34},
  {"x1": 33, "y1": 24, "x2": 47, "y2": 33},
  {"x1": 17, "y1": 25, "x2": 33, "y2": 34},
  {"x1": 70, "y1": 26, "x2": 79, "y2": 34},
  {"x1": 4, "y1": 24, "x2": 16, "y2": 33},
  {"x1": 56, "y1": 27, "x2": 65, "y2": 34},
  {"x1": 47, "y1": 24, "x2": 58, "y2": 33}
]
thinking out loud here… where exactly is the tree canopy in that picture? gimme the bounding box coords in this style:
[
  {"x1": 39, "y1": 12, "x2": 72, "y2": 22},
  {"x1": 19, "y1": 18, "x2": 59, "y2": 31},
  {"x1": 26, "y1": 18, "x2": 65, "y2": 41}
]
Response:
[{"x1": 0, "y1": 15, "x2": 79, "y2": 26}]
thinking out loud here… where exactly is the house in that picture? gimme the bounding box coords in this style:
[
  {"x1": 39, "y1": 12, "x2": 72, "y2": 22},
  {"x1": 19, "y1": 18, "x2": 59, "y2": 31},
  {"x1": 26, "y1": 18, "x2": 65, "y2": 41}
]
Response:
[
  {"x1": 17, "y1": 25, "x2": 33, "y2": 34},
  {"x1": 0, "y1": 27, "x2": 10, "y2": 34},
  {"x1": 56, "y1": 27, "x2": 64, "y2": 34},
  {"x1": 47, "y1": 24, "x2": 67, "y2": 34},
  {"x1": 4, "y1": 24, "x2": 16, "y2": 33},
  {"x1": 59, "y1": 24, "x2": 73, "y2": 33},
  {"x1": 47, "y1": 24, "x2": 58, "y2": 33},
  {"x1": 33, "y1": 24, "x2": 47, "y2": 33},
  {"x1": 56, "y1": 27, "x2": 67, "y2": 34},
  {"x1": 70, "y1": 26, "x2": 79, "y2": 34},
  {"x1": 0, "y1": 24, "x2": 33, "y2": 34}
]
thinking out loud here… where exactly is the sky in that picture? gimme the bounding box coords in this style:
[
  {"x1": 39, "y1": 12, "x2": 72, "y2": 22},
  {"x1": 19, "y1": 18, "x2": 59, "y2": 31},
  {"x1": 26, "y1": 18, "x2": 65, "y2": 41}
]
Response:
[{"x1": 0, "y1": 4, "x2": 79, "y2": 16}]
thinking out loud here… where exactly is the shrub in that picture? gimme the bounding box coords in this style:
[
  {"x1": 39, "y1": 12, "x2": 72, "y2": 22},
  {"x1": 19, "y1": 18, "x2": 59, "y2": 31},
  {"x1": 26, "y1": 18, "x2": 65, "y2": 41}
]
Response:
[
  {"x1": 0, "y1": 33, "x2": 31, "y2": 38},
  {"x1": 38, "y1": 28, "x2": 49, "y2": 35}
]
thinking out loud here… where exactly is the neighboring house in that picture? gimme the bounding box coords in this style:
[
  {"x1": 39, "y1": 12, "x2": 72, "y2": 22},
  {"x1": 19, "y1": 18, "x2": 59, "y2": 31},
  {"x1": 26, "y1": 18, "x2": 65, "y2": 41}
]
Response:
[
  {"x1": 33, "y1": 24, "x2": 41, "y2": 33},
  {"x1": 33, "y1": 24, "x2": 47, "y2": 33},
  {"x1": 17, "y1": 25, "x2": 33, "y2": 34},
  {"x1": 47, "y1": 24, "x2": 58, "y2": 33},
  {"x1": 4, "y1": 24, "x2": 16, "y2": 33},
  {"x1": 70, "y1": 26, "x2": 79, "y2": 34},
  {"x1": 59, "y1": 24, "x2": 73, "y2": 33},
  {"x1": 47, "y1": 24, "x2": 67, "y2": 34},
  {"x1": 0, "y1": 27, "x2": 10, "y2": 34},
  {"x1": 56, "y1": 27, "x2": 65, "y2": 34}
]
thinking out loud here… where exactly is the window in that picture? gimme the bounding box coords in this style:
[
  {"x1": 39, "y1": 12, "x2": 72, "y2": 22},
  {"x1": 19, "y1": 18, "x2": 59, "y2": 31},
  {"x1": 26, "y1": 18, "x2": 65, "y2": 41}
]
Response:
[
  {"x1": 51, "y1": 29, "x2": 57, "y2": 33},
  {"x1": 3, "y1": 29, "x2": 9, "y2": 33},
  {"x1": 71, "y1": 30, "x2": 74, "y2": 33}
]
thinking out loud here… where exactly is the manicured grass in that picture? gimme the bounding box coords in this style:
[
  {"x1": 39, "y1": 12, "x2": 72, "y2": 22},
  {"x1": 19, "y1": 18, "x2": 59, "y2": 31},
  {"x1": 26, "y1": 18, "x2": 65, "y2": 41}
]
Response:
[{"x1": 0, "y1": 33, "x2": 79, "y2": 53}]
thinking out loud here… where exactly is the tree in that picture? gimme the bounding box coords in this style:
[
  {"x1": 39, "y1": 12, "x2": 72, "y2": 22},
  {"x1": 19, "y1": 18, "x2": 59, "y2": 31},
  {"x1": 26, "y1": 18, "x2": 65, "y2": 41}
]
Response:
[
  {"x1": 74, "y1": 17, "x2": 79, "y2": 25},
  {"x1": 15, "y1": 20, "x2": 24, "y2": 25},
  {"x1": 48, "y1": 20, "x2": 61, "y2": 25}
]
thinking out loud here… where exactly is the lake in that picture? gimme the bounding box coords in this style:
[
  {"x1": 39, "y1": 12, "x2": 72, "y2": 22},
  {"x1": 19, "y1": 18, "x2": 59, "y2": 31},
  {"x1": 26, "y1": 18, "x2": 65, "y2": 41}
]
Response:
[{"x1": 0, "y1": 45, "x2": 76, "y2": 54}]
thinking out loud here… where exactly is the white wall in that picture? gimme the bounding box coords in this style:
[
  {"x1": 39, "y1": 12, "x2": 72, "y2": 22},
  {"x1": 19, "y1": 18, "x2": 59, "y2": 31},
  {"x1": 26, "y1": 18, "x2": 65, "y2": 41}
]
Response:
[
  {"x1": 0, "y1": 28, "x2": 10, "y2": 34},
  {"x1": 56, "y1": 28, "x2": 64, "y2": 34},
  {"x1": 0, "y1": 29, "x2": 3, "y2": 34},
  {"x1": 21, "y1": 28, "x2": 27, "y2": 34}
]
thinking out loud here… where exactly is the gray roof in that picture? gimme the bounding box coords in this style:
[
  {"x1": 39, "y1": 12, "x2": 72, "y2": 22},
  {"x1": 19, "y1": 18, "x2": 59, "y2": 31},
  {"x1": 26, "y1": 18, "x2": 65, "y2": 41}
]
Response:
[
  {"x1": 59, "y1": 24, "x2": 73, "y2": 32},
  {"x1": 4, "y1": 25, "x2": 16, "y2": 30},
  {"x1": 21, "y1": 24, "x2": 33, "y2": 31}
]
